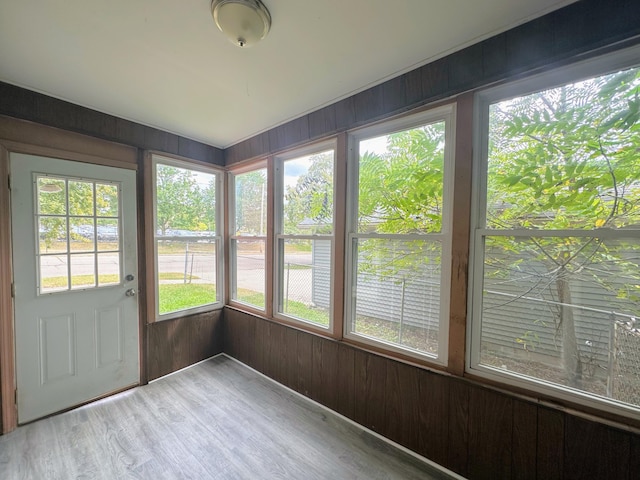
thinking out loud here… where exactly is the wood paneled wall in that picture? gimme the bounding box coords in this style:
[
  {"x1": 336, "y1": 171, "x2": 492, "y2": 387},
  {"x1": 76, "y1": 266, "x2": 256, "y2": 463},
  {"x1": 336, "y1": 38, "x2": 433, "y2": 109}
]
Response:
[
  {"x1": 147, "y1": 310, "x2": 224, "y2": 381},
  {"x1": 0, "y1": 83, "x2": 224, "y2": 166},
  {"x1": 225, "y1": 0, "x2": 640, "y2": 164},
  {"x1": 224, "y1": 308, "x2": 639, "y2": 480}
]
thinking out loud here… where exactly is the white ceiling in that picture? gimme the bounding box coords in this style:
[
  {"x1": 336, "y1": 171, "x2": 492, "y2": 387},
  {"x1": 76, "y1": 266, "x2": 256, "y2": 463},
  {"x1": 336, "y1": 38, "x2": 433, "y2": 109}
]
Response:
[{"x1": 0, "y1": 0, "x2": 576, "y2": 149}]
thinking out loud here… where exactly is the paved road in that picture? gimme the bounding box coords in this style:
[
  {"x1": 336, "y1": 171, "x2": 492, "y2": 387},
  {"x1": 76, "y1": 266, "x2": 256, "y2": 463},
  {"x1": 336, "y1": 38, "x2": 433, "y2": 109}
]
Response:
[{"x1": 39, "y1": 252, "x2": 317, "y2": 303}]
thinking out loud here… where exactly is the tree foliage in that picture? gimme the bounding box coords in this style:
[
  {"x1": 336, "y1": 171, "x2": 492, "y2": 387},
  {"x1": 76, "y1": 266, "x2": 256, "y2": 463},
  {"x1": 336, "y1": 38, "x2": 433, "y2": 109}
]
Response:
[{"x1": 156, "y1": 165, "x2": 216, "y2": 235}]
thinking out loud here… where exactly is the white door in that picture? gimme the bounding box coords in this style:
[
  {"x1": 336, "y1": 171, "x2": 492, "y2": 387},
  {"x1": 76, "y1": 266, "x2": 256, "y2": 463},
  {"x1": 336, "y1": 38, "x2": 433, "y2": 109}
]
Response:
[{"x1": 10, "y1": 153, "x2": 139, "y2": 424}]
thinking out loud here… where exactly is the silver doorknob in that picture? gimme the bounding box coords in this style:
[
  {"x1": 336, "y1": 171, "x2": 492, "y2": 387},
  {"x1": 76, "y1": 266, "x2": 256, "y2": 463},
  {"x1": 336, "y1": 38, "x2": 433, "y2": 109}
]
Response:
[{"x1": 125, "y1": 288, "x2": 136, "y2": 297}]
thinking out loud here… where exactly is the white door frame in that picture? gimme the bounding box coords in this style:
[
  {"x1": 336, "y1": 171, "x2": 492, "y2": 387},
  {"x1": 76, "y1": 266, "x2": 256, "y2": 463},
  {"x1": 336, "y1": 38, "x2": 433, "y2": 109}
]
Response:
[{"x1": 0, "y1": 118, "x2": 140, "y2": 433}]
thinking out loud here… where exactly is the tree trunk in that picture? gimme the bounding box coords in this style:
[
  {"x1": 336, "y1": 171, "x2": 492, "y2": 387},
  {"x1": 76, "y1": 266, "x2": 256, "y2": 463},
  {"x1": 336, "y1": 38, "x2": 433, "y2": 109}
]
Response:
[{"x1": 556, "y1": 272, "x2": 582, "y2": 388}]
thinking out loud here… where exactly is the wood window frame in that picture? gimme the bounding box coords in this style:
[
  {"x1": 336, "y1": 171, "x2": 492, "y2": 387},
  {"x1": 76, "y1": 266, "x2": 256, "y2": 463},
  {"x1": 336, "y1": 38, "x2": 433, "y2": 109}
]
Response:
[{"x1": 144, "y1": 152, "x2": 225, "y2": 323}]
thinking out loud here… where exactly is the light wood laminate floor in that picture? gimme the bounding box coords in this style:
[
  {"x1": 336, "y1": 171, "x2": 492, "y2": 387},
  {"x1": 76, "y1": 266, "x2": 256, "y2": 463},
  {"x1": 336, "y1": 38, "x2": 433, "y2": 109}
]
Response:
[{"x1": 0, "y1": 355, "x2": 457, "y2": 479}]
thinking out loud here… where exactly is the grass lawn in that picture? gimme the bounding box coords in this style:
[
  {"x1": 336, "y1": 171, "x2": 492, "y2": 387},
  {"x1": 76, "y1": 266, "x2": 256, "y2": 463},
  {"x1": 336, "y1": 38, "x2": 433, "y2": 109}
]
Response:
[
  {"x1": 235, "y1": 289, "x2": 329, "y2": 326},
  {"x1": 159, "y1": 283, "x2": 216, "y2": 314}
]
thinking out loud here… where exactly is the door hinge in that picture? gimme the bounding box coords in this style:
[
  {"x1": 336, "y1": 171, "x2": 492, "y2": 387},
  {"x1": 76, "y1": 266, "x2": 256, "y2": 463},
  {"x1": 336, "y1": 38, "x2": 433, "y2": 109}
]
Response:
[
  {"x1": 11, "y1": 282, "x2": 15, "y2": 298},
  {"x1": 7, "y1": 175, "x2": 11, "y2": 190},
  {"x1": 14, "y1": 388, "x2": 17, "y2": 405}
]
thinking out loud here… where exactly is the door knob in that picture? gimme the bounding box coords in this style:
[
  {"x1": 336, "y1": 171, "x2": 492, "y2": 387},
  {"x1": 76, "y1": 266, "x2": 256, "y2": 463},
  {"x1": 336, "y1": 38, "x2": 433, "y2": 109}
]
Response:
[{"x1": 125, "y1": 288, "x2": 136, "y2": 297}]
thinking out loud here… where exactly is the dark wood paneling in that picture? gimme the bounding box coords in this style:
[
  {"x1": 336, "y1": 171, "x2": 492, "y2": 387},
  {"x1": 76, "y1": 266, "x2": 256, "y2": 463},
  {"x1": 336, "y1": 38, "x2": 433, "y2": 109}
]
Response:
[
  {"x1": 311, "y1": 337, "x2": 339, "y2": 412},
  {"x1": 564, "y1": 416, "x2": 630, "y2": 480},
  {"x1": 382, "y1": 76, "x2": 406, "y2": 114},
  {"x1": 0, "y1": 82, "x2": 223, "y2": 165},
  {"x1": 268, "y1": 322, "x2": 287, "y2": 385},
  {"x1": 468, "y1": 387, "x2": 513, "y2": 480},
  {"x1": 630, "y1": 433, "x2": 640, "y2": 479},
  {"x1": 446, "y1": 379, "x2": 470, "y2": 477},
  {"x1": 308, "y1": 105, "x2": 337, "y2": 140},
  {"x1": 448, "y1": 43, "x2": 483, "y2": 92},
  {"x1": 296, "y1": 332, "x2": 313, "y2": 397},
  {"x1": 335, "y1": 342, "x2": 355, "y2": 420},
  {"x1": 334, "y1": 97, "x2": 356, "y2": 131},
  {"x1": 354, "y1": 350, "x2": 387, "y2": 433},
  {"x1": 254, "y1": 317, "x2": 269, "y2": 375},
  {"x1": 284, "y1": 327, "x2": 299, "y2": 390},
  {"x1": 512, "y1": 400, "x2": 538, "y2": 480},
  {"x1": 222, "y1": 309, "x2": 639, "y2": 479},
  {"x1": 504, "y1": 15, "x2": 556, "y2": 75},
  {"x1": 404, "y1": 68, "x2": 423, "y2": 107},
  {"x1": 536, "y1": 407, "x2": 564, "y2": 480},
  {"x1": 354, "y1": 84, "x2": 385, "y2": 124},
  {"x1": 146, "y1": 310, "x2": 224, "y2": 381}
]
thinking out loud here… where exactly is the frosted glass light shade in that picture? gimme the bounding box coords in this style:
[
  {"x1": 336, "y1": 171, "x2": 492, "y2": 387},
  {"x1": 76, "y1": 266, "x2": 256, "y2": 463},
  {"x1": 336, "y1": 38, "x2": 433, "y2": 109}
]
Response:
[{"x1": 211, "y1": 0, "x2": 271, "y2": 48}]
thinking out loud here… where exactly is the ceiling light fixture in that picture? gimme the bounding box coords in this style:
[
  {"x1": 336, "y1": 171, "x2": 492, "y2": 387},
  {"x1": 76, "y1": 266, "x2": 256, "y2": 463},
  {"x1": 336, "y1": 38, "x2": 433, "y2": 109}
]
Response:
[{"x1": 211, "y1": 0, "x2": 271, "y2": 48}]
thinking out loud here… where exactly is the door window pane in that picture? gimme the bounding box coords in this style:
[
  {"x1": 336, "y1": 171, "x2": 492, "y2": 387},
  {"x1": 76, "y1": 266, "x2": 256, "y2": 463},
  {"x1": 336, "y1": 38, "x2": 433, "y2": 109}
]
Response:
[
  {"x1": 68, "y1": 180, "x2": 94, "y2": 216},
  {"x1": 37, "y1": 178, "x2": 66, "y2": 215},
  {"x1": 70, "y1": 254, "x2": 96, "y2": 289},
  {"x1": 35, "y1": 174, "x2": 123, "y2": 294}
]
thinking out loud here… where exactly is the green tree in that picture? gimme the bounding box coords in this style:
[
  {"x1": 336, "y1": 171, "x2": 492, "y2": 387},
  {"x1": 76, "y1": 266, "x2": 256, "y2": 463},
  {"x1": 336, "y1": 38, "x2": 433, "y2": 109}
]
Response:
[
  {"x1": 156, "y1": 165, "x2": 204, "y2": 235},
  {"x1": 284, "y1": 153, "x2": 334, "y2": 234},
  {"x1": 485, "y1": 68, "x2": 640, "y2": 387},
  {"x1": 235, "y1": 170, "x2": 267, "y2": 235}
]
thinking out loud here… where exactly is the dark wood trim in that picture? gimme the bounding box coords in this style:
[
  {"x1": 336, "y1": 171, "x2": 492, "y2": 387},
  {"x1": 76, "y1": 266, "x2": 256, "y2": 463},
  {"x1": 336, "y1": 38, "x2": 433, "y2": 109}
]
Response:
[
  {"x1": 331, "y1": 133, "x2": 347, "y2": 339},
  {"x1": 142, "y1": 152, "x2": 157, "y2": 324},
  {"x1": 0, "y1": 145, "x2": 16, "y2": 434},
  {"x1": 0, "y1": 116, "x2": 137, "y2": 170},
  {"x1": 265, "y1": 156, "x2": 275, "y2": 317},
  {"x1": 136, "y1": 149, "x2": 149, "y2": 385},
  {"x1": 447, "y1": 92, "x2": 473, "y2": 376}
]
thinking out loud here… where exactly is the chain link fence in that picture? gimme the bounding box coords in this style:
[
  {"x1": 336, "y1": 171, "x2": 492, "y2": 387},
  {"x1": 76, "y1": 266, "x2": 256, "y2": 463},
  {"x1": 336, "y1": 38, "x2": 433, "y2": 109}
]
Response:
[{"x1": 611, "y1": 320, "x2": 640, "y2": 405}]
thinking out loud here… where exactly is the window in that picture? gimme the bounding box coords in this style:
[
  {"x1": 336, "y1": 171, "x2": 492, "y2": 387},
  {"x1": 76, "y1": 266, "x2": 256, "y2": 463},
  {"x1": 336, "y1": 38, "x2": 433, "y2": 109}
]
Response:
[
  {"x1": 152, "y1": 155, "x2": 223, "y2": 319},
  {"x1": 275, "y1": 144, "x2": 336, "y2": 328},
  {"x1": 36, "y1": 175, "x2": 121, "y2": 293},
  {"x1": 346, "y1": 106, "x2": 455, "y2": 363},
  {"x1": 229, "y1": 167, "x2": 268, "y2": 310},
  {"x1": 470, "y1": 49, "x2": 640, "y2": 415}
]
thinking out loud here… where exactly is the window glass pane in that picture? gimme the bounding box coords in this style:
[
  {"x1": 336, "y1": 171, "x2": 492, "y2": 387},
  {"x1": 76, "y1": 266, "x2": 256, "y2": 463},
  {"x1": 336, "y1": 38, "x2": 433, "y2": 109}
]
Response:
[
  {"x1": 96, "y1": 183, "x2": 119, "y2": 217},
  {"x1": 97, "y1": 253, "x2": 120, "y2": 286},
  {"x1": 232, "y1": 238, "x2": 265, "y2": 309},
  {"x1": 480, "y1": 236, "x2": 640, "y2": 407},
  {"x1": 351, "y1": 238, "x2": 441, "y2": 356},
  {"x1": 70, "y1": 217, "x2": 95, "y2": 252},
  {"x1": 157, "y1": 239, "x2": 217, "y2": 315},
  {"x1": 40, "y1": 255, "x2": 68, "y2": 293},
  {"x1": 486, "y1": 66, "x2": 640, "y2": 231},
  {"x1": 235, "y1": 169, "x2": 267, "y2": 236},
  {"x1": 38, "y1": 217, "x2": 67, "y2": 254},
  {"x1": 278, "y1": 238, "x2": 331, "y2": 327},
  {"x1": 358, "y1": 121, "x2": 445, "y2": 234},
  {"x1": 283, "y1": 151, "x2": 334, "y2": 235},
  {"x1": 68, "y1": 180, "x2": 94, "y2": 216},
  {"x1": 156, "y1": 164, "x2": 217, "y2": 236},
  {"x1": 97, "y1": 218, "x2": 119, "y2": 251},
  {"x1": 70, "y1": 254, "x2": 96, "y2": 289},
  {"x1": 37, "y1": 177, "x2": 66, "y2": 215}
]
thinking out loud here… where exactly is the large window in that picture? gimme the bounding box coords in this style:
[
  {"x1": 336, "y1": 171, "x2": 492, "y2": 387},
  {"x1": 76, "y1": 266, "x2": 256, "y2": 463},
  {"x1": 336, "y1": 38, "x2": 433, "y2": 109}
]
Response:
[
  {"x1": 229, "y1": 167, "x2": 268, "y2": 310},
  {"x1": 153, "y1": 155, "x2": 223, "y2": 319},
  {"x1": 346, "y1": 106, "x2": 454, "y2": 363},
  {"x1": 470, "y1": 51, "x2": 640, "y2": 415},
  {"x1": 275, "y1": 144, "x2": 335, "y2": 328}
]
